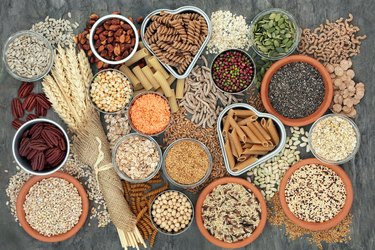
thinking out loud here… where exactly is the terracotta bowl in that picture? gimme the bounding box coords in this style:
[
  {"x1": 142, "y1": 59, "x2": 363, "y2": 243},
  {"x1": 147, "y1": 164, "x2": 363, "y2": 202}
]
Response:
[
  {"x1": 195, "y1": 177, "x2": 267, "y2": 248},
  {"x1": 16, "y1": 171, "x2": 89, "y2": 242},
  {"x1": 279, "y1": 158, "x2": 353, "y2": 231},
  {"x1": 260, "y1": 55, "x2": 333, "y2": 126}
]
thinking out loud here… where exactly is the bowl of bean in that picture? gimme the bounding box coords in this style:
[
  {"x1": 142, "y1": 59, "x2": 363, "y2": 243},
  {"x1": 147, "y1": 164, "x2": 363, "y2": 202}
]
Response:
[
  {"x1": 150, "y1": 190, "x2": 194, "y2": 235},
  {"x1": 89, "y1": 14, "x2": 139, "y2": 65},
  {"x1": 250, "y1": 8, "x2": 301, "y2": 60},
  {"x1": 3, "y1": 30, "x2": 54, "y2": 82},
  {"x1": 89, "y1": 69, "x2": 133, "y2": 114},
  {"x1": 210, "y1": 49, "x2": 256, "y2": 94},
  {"x1": 112, "y1": 133, "x2": 162, "y2": 183},
  {"x1": 308, "y1": 114, "x2": 360, "y2": 164},
  {"x1": 195, "y1": 177, "x2": 267, "y2": 248},
  {"x1": 162, "y1": 138, "x2": 213, "y2": 189},
  {"x1": 12, "y1": 118, "x2": 70, "y2": 176},
  {"x1": 128, "y1": 92, "x2": 172, "y2": 136},
  {"x1": 279, "y1": 158, "x2": 353, "y2": 231},
  {"x1": 260, "y1": 55, "x2": 334, "y2": 126},
  {"x1": 16, "y1": 171, "x2": 89, "y2": 242}
]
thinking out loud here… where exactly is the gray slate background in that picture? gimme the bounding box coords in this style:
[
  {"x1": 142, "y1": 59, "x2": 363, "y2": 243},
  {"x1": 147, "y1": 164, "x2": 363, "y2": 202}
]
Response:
[{"x1": 0, "y1": 0, "x2": 374, "y2": 250}]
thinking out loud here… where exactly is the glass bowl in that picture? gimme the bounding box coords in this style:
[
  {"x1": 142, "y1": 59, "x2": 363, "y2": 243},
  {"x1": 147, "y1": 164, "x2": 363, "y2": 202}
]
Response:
[
  {"x1": 149, "y1": 190, "x2": 194, "y2": 236},
  {"x1": 89, "y1": 14, "x2": 139, "y2": 65},
  {"x1": 128, "y1": 91, "x2": 172, "y2": 137},
  {"x1": 112, "y1": 133, "x2": 162, "y2": 183},
  {"x1": 162, "y1": 138, "x2": 213, "y2": 189},
  {"x1": 308, "y1": 114, "x2": 360, "y2": 165},
  {"x1": 88, "y1": 68, "x2": 134, "y2": 114},
  {"x1": 210, "y1": 48, "x2": 257, "y2": 94},
  {"x1": 2, "y1": 30, "x2": 54, "y2": 82},
  {"x1": 250, "y1": 8, "x2": 301, "y2": 60}
]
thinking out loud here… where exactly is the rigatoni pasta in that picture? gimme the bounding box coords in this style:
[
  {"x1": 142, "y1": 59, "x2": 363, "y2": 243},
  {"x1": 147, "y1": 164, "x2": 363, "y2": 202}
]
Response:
[{"x1": 221, "y1": 108, "x2": 281, "y2": 172}]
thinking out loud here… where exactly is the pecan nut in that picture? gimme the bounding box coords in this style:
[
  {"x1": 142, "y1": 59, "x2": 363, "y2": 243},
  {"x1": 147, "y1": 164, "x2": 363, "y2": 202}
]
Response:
[
  {"x1": 18, "y1": 82, "x2": 34, "y2": 98},
  {"x1": 11, "y1": 98, "x2": 24, "y2": 118}
]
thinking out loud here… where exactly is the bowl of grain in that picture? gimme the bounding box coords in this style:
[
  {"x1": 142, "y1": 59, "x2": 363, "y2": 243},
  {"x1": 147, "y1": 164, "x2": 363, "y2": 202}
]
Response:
[
  {"x1": 112, "y1": 133, "x2": 162, "y2": 183},
  {"x1": 162, "y1": 138, "x2": 212, "y2": 189},
  {"x1": 195, "y1": 177, "x2": 267, "y2": 248},
  {"x1": 308, "y1": 114, "x2": 360, "y2": 164},
  {"x1": 88, "y1": 68, "x2": 133, "y2": 114},
  {"x1": 279, "y1": 158, "x2": 353, "y2": 231},
  {"x1": 3, "y1": 30, "x2": 54, "y2": 82},
  {"x1": 260, "y1": 55, "x2": 334, "y2": 126},
  {"x1": 16, "y1": 171, "x2": 89, "y2": 242},
  {"x1": 150, "y1": 190, "x2": 194, "y2": 235}
]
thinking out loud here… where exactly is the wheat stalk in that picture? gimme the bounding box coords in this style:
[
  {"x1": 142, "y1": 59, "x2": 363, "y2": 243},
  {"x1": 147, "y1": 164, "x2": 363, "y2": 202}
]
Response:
[{"x1": 78, "y1": 49, "x2": 93, "y2": 107}]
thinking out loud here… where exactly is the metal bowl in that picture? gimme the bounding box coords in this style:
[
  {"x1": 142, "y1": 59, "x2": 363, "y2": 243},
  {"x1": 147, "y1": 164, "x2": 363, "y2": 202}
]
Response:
[
  {"x1": 141, "y1": 6, "x2": 212, "y2": 79},
  {"x1": 2, "y1": 30, "x2": 54, "y2": 82},
  {"x1": 88, "y1": 68, "x2": 134, "y2": 114},
  {"x1": 210, "y1": 48, "x2": 257, "y2": 94},
  {"x1": 216, "y1": 103, "x2": 287, "y2": 176},
  {"x1": 149, "y1": 190, "x2": 194, "y2": 236},
  {"x1": 12, "y1": 118, "x2": 70, "y2": 176},
  {"x1": 89, "y1": 14, "x2": 139, "y2": 65},
  {"x1": 162, "y1": 138, "x2": 213, "y2": 189},
  {"x1": 112, "y1": 133, "x2": 162, "y2": 183}
]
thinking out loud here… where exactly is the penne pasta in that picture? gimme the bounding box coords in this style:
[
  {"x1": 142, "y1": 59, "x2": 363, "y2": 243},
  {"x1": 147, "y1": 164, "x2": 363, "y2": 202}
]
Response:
[
  {"x1": 125, "y1": 48, "x2": 150, "y2": 66},
  {"x1": 237, "y1": 154, "x2": 250, "y2": 162},
  {"x1": 260, "y1": 118, "x2": 267, "y2": 128},
  {"x1": 141, "y1": 66, "x2": 160, "y2": 89},
  {"x1": 147, "y1": 56, "x2": 169, "y2": 79},
  {"x1": 242, "y1": 144, "x2": 274, "y2": 155},
  {"x1": 228, "y1": 132, "x2": 239, "y2": 158},
  {"x1": 119, "y1": 65, "x2": 141, "y2": 88},
  {"x1": 253, "y1": 121, "x2": 272, "y2": 141},
  {"x1": 167, "y1": 75, "x2": 177, "y2": 85},
  {"x1": 168, "y1": 91, "x2": 179, "y2": 113},
  {"x1": 232, "y1": 157, "x2": 257, "y2": 172},
  {"x1": 230, "y1": 130, "x2": 243, "y2": 157},
  {"x1": 153, "y1": 71, "x2": 173, "y2": 97},
  {"x1": 224, "y1": 138, "x2": 236, "y2": 169},
  {"x1": 233, "y1": 109, "x2": 256, "y2": 118},
  {"x1": 238, "y1": 116, "x2": 257, "y2": 126},
  {"x1": 222, "y1": 115, "x2": 230, "y2": 138},
  {"x1": 132, "y1": 66, "x2": 153, "y2": 90},
  {"x1": 175, "y1": 79, "x2": 185, "y2": 99},
  {"x1": 247, "y1": 122, "x2": 268, "y2": 147},
  {"x1": 228, "y1": 115, "x2": 247, "y2": 142},
  {"x1": 241, "y1": 125, "x2": 262, "y2": 144},
  {"x1": 266, "y1": 118, "x2": 280, "y2": 145},
  {"x1": 243, "y1": 143, "x2": 253, "y2": 149}
]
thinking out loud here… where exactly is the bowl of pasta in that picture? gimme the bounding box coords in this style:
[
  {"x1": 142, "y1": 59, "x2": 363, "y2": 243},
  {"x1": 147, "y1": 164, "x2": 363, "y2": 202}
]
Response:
[
  {"x1": 141, "y1": 6, "x2": 212, "y2": 79},
  {"x1": 217, "y1": 103, "x2": 286, "y2": 176}
]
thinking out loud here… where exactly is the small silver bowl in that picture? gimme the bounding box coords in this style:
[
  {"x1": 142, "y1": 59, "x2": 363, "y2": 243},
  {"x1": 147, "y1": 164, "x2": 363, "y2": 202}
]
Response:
[
  {"x1": 89, "y1": 14, "x2": 139, "y2": 65},
  {"x1": 149, "y1": 190, "x2": 194, "y2": 236},
  {"x1": 112, "y1": 133, "x2": 162, "y2": 183},
  {"x1": 210, "y1": 48, "x2": 256, "y2": 94},
  {"x1": 12, "y1": 118, "x2": 70, "y2": 176}
]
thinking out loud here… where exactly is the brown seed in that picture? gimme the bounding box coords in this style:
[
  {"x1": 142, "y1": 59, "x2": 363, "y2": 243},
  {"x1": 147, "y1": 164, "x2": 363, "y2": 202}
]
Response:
[{"x1": 136, "y1": 16, "x2": 144, "y2": 24}]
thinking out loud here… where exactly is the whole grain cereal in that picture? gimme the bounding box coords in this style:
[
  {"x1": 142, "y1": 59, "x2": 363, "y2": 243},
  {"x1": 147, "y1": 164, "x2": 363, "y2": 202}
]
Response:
[
  {"x1": 129, "y1": 93, "x2": 171, "y2": 135},
  {"x1": 104, "y1": 111, "x2": 131, "y2": 149},
  {"x1": 165, "y1": 140, "x2": 210, "y2": 185},
  {"x1": 24, "y1": 177, "x2": 82, "y2": 236},
  {"x1": 207, "y1": 10, "x2": 253, "y2": 54},
  {"x1": 285, "y1": 164, "x2": 346, "y2": 223}
]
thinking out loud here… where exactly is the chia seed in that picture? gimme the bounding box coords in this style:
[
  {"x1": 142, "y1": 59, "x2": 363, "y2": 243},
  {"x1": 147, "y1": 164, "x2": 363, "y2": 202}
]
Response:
[{"x1": 268, "y1": 62, "x2": 325, "y2": 119}]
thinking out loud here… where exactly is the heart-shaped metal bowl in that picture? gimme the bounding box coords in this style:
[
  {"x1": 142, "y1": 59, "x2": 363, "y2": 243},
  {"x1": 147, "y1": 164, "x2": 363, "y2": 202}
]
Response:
[
  {"x1": 141, "y1": 6, "x2": 212, "y2": 79},
  {"x1": 217, "y1": 103, "x2": 287, "y2": 176}
]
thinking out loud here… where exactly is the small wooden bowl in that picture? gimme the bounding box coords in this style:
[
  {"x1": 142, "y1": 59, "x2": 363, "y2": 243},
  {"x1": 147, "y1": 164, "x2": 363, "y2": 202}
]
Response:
[
  {"x1": 16, "y1": 171, "x2": 89, "y2": 242},
  {"x1": 195, "y1": 177, "x2": 267, "y2": 248},
  {"x1": 260, "y1": 55, "x2": 333, "y2": 126},
  {"x1": 279, "y1": 158, "x2": 353, "y2": 231}
]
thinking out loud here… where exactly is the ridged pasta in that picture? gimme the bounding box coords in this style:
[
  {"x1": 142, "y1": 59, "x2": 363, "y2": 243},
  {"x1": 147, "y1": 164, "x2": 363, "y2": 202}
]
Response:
[{"x1": 145, "y1": 11, "x2": 209, "y2": 74}]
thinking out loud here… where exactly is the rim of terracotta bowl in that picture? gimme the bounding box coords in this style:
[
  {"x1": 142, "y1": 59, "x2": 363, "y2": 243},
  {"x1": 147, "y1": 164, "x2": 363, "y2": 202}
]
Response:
[
  {"x1": 279, "y1": 158, "x2": 353, "y2": 231},
  {"x1": 195, "y1": 177, "x2": 267, "y2": 248},
  {"x1": 16, "y1": 171, "x2": 89, "y2": 242},
  {"x1": 260, "y1": 55, "x2": 333, "y2": 126}
]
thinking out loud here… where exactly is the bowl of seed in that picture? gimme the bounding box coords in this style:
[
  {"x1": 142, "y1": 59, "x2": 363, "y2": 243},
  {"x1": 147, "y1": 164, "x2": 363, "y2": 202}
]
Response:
[
  {"x1": 250, "y1": 8, "x2": 300, "y2": 60},
  {"x1": 162, "y1": 138, "x2": 212, "y2": 189},
  {"x1": 89, "y1": 69, "x2": 133, "y2": 113},
  {"x1": 3, "y1": 30, "x2": 54, "y2": 82},
  {"x1": 195, "y1": 177, "x2": 267, "y2": 248},
  {"x1": 309, "y1": 114, "x2": 360, "y2": 164},
  {"x1": 261, "y1": 55, "x2": 333, "y2": 126},
  {"x1": 279, "y1": 158, "x2": 353, "y2": 231},
  {"x1": 210, "y1": 49, "x2": 256, "y2": 94},
  {"x1": 16, "y1": 171, "x2": 89, "y2": 242},
  {"x1": 113, "y1": 133, "x2": 162, "y2": 183},
  {"x1": 150, "y1": 190, "x2": 194, "y2": 235}
]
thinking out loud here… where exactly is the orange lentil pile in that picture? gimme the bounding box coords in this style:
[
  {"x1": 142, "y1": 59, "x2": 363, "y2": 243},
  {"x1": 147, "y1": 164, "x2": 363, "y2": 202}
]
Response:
[{"x1": 129, "y1": 93, "x2": 171, "y2": 135}]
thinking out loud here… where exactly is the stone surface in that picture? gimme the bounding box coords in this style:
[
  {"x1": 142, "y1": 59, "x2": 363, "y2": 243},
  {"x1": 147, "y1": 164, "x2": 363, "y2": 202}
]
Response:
[{"x1": 0, "y1": 0, "x2": 374, "y2": 250}]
